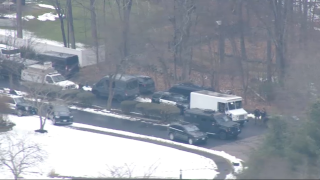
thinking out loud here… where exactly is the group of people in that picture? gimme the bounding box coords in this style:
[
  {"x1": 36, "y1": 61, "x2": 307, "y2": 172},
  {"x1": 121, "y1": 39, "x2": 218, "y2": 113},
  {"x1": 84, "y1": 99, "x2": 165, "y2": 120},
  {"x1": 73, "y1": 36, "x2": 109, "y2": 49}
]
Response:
[{"x1": 253, "y1": 108, "x2": 268, "y2": 124}]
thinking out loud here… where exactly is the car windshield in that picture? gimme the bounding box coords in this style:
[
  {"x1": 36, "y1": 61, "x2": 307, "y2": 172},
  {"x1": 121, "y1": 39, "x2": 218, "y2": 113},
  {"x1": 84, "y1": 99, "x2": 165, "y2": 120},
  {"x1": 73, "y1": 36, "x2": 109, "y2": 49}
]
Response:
[
  {"x1": 54, "y1": 105, "x2": 69, "y2": 113},
  {"x1": 51, "y1": 74, "x2": 66, "y2": 83},
  {"x1": 172, "y1": 94, "x2": 188, "y2": 102},
  {"x1": 228, "y1": 101, "x2": 242, "y2": 110},
  {"x1": 215, "y1": 114, "x2": 231, "y2": 123},
  {"x1": 1, "y1": 49, "x2": 20, "y2": 55},
  {"x1": 138, "y1": 77, "x2": 153, "y2": 83},
  {"x1": 14, "y1": 97, "x2": 26, "y2": 104},
  {"x1": 184, "y1": 125, "x2": 199, "y2": 132}
]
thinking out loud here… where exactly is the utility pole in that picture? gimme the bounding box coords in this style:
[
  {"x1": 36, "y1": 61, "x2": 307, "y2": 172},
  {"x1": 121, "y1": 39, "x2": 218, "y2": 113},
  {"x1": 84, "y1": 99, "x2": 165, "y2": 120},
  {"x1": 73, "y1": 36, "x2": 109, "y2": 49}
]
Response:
[{"x1": 16, "y1": 0, "x2": 23, "y2": 38}]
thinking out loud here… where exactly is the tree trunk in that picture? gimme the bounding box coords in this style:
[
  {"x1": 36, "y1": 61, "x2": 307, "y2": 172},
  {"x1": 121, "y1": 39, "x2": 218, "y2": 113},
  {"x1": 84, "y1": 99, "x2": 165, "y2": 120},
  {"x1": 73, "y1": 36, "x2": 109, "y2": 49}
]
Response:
[
  {"x1": 103, "y1": 0, "x2": 108, "y2": 62},
  {"x1": 172, "y1": 0, "x2": 178, "y2": 82},
  {"x1": 55, "y1": 0, "x2": 67, "y2": 47},
  {"x1": 267, "y1": 33, "x2": 272, "y2": 83},
  {"x1": 302, "y1": 0, "x2": 308, "y2": 50},
  {"x1": 67, "y1": 0, "x2": 76, "y2": 49},
  {"x1": 90, "y1": 0, "x2": 99, "y2": 63},
  {"x1": 16, "y1": 0, "x2": 23, "y2": 38},
  {"x1": 121, "y1": 0, "x2": 133, "y2": 58},
  {"x1": 238, "y1": 0, "x2": 248, "y2": 104},
  {"x1": 208, "y1": 41, "x2": 215, "y2": 89}
]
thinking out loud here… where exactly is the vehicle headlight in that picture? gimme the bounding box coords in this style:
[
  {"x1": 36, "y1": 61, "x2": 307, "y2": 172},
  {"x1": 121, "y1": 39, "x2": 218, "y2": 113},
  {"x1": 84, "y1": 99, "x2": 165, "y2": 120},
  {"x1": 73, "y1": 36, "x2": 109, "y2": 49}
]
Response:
[
  {"x1": 55, "y1": 116, "x2": 60, "y2": 118},
  {"x1": 25, "y1": 107, "x2": 29, "y2": 110},
  {"x1": 70, "y1": 116, "x2": 73, "y2": 118}
]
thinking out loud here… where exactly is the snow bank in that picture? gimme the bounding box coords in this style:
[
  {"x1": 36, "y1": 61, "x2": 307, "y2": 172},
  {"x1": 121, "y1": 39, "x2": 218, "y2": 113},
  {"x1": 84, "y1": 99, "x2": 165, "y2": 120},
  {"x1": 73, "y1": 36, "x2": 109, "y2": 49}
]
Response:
[
  {"x1": 70, "y1": 122, "x2": 244, "y2": 176},
  {"x1": 37, "y1": 12, "x2": 59, "y2": 21},
  {"x1": 135, "y1": 97, "x2": 152, "y2": 103},
  {"x1": 1, "y1": 115, "x2": 218, "y2": 179},
  {"x1": 38, "y1": 4, "x2": 56, "y2": 10}
]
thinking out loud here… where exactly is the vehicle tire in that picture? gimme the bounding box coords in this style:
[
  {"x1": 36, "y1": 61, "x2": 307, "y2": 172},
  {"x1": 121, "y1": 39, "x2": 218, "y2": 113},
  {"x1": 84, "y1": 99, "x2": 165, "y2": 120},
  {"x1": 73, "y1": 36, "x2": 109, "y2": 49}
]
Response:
[
  {"x1": 114, "y1": 95, "x2": 123, "y2": 103},
  {"x1": 240, "y1": 121, "x2": 245, "y2": 127},
  {"x1": 17, "y1": 110, "x2": 23, "y2": 117},
  {"x1": 92, "y1": 90, "x2": 100, "y2": 97},
  {"x1": 219, "y1": 131, "x2": 227, "y2": 140},
  {"x1": 202, "y1": 139, "x2": 207, "y2": 145},
  {"x1": 188, "y1": 138, "x2": 194, "y2": 145},
  {"x1": 52, "y1": 119, "x2": 56, "y2": 125},
  {"x1": 169, "y1": 133, "x2": 175, "y2": 141}
]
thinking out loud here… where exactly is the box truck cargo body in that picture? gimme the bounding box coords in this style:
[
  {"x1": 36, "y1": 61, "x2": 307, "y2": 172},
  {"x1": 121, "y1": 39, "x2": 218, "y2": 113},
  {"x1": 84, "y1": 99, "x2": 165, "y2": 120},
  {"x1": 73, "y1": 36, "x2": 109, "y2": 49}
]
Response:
[{"x1": 190, "y1": 90, "x2": 248, "y2": 125}]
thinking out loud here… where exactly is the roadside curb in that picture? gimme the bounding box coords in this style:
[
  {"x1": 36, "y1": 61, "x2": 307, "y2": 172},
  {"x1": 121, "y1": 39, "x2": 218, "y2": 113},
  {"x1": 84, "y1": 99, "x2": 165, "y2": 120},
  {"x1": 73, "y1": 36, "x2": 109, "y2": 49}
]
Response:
[{"x1": 67, "y1": 124, "x2": 243, "y2": 179}]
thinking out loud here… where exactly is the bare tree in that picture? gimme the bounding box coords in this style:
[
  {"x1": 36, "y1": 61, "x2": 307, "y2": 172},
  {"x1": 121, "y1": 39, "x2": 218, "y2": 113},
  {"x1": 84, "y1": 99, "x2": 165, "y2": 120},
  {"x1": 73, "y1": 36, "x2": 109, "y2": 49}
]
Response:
[
  {"x1": 0, "y1": 133, "x2": 46, "y2": 180},
  {"x1": 52, "y1": 0, "x2": 67, "y2": 47},
  {"x1": 116, "y1": 0, "x2": 133, "y2": 58},
  {"x1": 16, "y1": 0, "x2": 23, "y2": 38},
  {"x1": 90, "y1": 0, "x2": 99, "y2": 63},
  {"x1": 21, "y1": 82, "x2": 61, "y2": 133}
]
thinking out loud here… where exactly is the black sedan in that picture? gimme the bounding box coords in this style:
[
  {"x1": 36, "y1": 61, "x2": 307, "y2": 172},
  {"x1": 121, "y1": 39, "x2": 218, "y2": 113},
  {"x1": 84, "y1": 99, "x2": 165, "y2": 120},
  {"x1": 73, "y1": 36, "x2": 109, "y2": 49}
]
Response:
[
  {"x1": 168, "y1": 121, "x2": 207, "y2": 145},
  {"x1": 47, "y1": 102, "x2": 73, "y2": 125}
]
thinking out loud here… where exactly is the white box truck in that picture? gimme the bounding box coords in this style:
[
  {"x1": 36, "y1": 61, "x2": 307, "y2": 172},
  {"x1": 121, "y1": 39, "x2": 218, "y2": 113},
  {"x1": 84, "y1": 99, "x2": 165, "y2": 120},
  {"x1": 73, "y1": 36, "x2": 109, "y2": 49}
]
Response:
[
  {"x1": 21, "y1": 62, "x2": 78, "y2": 90},
  {"x1": 190, "y1": 90, "x2": 248, "y2": 125}
]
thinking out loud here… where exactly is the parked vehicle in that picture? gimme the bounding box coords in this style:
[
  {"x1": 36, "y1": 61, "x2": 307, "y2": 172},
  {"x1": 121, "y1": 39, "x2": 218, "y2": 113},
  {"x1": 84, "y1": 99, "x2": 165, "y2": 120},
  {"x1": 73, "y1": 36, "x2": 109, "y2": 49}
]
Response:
[
  {"x1": 151, "y1": 91, "x2": 189, "y2": 114},
  {"x1": 3, "y1": 94, "x2": 37, "y2": 116},
  {"x1": 36, "y1": 51, "x2": 80, "y2": 78},
  {"x1": 0, "y1": 44, "x2": 21, "y2": 60},
  {"x1": 184, "y1": 108, "x2": 241, "y2": 139},
  {"x1": 134, "y1": 75, "x2": 155, "y2": 94},
  {"x1": 168, "y1": 121, "x2": 207, "y2": 145},
  {"x1": 46, "y1": 102, "x2": 73, "y2": 125},
  {"x1": 168, "y1": 82, "x2": 214, "y2": 100},
  {"x1": 21, "y1": 62, "x2": 78, "y2": 90},
  {"x1": 190, "y1": 90, "x2": 248, "y2": 126},
  {"x1": 92, "y1": 74, "x2": 139, "y2": 102}
]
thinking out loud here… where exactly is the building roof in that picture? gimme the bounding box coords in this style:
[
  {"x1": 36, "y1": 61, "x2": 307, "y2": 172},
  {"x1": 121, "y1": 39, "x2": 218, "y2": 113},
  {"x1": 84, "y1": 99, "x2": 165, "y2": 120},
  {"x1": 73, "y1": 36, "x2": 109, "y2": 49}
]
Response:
[
  {"x1": 39, "y1": 51, "x2": 77, "y2": 58},
  {"x1": 193, "y1": 90, "x2": 241, "y2": 99}
]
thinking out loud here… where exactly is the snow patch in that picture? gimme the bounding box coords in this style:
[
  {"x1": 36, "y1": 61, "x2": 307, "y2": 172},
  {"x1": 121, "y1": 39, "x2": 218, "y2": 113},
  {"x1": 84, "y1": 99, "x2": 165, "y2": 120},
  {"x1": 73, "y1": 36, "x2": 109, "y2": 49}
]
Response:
[
  {"x1": 37, "y1": 4, "x2": 56, "y2": 10},
  {"x1": 70, "y1": 122, "x2": 244, "y2": 177},
  {"x1": 37, "y1": 12, "x2": 59, "y2": 21},
  {"x1": 135, "y1": 97, "x2": 152, "y2": 103},
  {"x1": 1, "y1": 115, "x2": 219, "y2": 179},
  {"x1": 69, "y1": 106, "x2": 140, "y2": 121},
  {"x1": 0, "y1": 29, "x2": 85, "y2": 49},
  {"x1": 82, "y1": 86, "x2": 92, "y2": 91},
  {"x1": 23, "y1": 15, "x2": 35, "y2": 21}
]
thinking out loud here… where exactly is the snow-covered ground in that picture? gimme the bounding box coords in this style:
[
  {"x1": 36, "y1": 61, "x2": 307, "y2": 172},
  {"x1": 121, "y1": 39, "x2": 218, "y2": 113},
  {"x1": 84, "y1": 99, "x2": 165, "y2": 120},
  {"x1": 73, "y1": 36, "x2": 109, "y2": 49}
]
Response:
[
  {"x1": 0, "y1": 29, "x2": 85, "y2": 48},
  {"x1": 38, "y1": 4, "x2": 55, "y2": 10},
  {"x1": 0, "y1": 115, "x2": 218, "y2": 179},
  {"x1": 37, "y1": 12, "x2": 59, "y2": 21}
]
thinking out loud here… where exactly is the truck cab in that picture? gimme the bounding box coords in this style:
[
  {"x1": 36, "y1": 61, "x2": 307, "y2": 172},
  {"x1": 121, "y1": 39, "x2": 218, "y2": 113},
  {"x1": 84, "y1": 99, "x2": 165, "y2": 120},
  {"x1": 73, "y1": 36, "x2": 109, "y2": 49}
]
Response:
[
  {"x1": 190, "y1": 90, "x2": 248, "y2": 125},
  {"x1": 0, "y1": 44, "x2": 21, "y2": 60},
  {"x1": 21, "y1": 62, "x2": 78, "y2": 90},
  {"x1": 184, "y1": 108, "x2": 241, "y2": 139}
]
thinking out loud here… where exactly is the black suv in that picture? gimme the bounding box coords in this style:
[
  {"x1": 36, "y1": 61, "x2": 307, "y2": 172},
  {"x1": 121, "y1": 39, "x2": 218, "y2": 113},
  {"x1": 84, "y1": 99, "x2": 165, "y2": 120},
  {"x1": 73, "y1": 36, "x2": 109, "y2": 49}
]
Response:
[
  {"x1": 184, "y1": 108, "x2": 241, "y2": 139},
  {"x1": 168, "y1": 83, "x2": 214, "y2": 100},
  {"x1": 151, "y1": 91, "x2": 189, "y2": 114},
  {"x1": 4, "y1": 95, "x2": 37, "y2": 116},
  {"x1": 168, "y1": 122, "x2": 207, "y2": 145},
  {"x1": 46, "y1": 102, "x2": 73, "y2": 125},
  {"x1": 135, "y1": 75, "x2": 155, "y2": 94}
]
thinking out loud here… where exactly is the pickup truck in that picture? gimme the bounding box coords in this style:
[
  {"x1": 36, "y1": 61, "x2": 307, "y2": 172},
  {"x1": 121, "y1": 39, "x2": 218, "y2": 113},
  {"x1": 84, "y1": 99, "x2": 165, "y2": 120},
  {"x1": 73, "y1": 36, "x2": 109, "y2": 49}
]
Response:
[{"x1": 21, "y1": 62, "x2": 78, "y2": 90}]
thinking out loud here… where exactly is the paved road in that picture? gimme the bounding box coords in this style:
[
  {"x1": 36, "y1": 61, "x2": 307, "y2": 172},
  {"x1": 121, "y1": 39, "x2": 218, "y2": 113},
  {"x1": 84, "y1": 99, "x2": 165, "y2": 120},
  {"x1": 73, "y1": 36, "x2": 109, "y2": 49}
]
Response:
[{"x1": 70, "y1": 108, "x2": 267, "y2": 148}]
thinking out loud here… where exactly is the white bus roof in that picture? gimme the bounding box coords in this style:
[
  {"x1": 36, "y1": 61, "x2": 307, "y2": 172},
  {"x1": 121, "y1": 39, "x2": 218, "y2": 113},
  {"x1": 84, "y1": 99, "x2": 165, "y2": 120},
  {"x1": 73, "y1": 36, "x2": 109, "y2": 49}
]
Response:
[{"x1": 192, "y1": 90, "x2": 242, "y2": 101}]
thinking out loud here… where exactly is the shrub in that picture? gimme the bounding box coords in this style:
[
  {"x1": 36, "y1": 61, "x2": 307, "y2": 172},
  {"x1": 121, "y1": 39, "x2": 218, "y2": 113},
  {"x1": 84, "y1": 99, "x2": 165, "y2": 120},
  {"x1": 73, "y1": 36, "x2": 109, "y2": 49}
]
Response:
[
  {"x1": 76, "y1": 91, "x2": 95, "y2": 107},
  {"x1": 59, "y1": 89, "x2": 80, "y2": 100},
  {"x1": 136, "y1": 102, "x2": 180, "y2": 122},
  {"x1": 120, "y1": 101, "x2": 139, "y2": 114},
  {"x1": 20, "y1": 45, "x2": 36, "y2": 59}
]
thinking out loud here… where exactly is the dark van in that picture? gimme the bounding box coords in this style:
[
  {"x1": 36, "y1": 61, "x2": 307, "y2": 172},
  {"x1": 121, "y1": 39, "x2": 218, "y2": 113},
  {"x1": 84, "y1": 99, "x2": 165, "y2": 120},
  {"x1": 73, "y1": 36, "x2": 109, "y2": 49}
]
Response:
[
  {"x1": 36, "y1": 51, "x2": 80, "y2": 78},
  {"x1": 169, "y1": 83, "x2": 214, "y2": 100},
  {"x1": 92, "y1": 74, "x2": 139, "y2": 102},
  {"x1": 184, "y1": 108, "x2": 241, "y2": 140}
]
